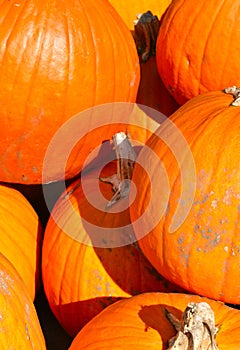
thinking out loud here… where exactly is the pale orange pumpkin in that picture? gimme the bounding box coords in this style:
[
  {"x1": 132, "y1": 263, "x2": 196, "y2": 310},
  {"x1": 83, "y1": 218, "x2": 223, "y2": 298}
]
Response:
[
  {"x1": 0, "y1": 184, "x2": 42, "y2": 300},
  {"x1": 0, "y1": 252, "x2": 46, "y2": 349}
]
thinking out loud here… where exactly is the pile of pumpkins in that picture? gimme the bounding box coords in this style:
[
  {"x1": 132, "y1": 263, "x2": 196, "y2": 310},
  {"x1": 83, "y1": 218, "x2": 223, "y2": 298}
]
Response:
[{"x1": 1, "y1": 0, "x2": 240, "y2": 348}]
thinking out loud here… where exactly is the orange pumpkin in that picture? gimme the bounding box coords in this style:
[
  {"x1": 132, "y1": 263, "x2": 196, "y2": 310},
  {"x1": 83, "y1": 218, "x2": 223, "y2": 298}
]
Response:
[
  {"x1": 130, "y1": 88, "x2": 240, "y2": 304},
  {"x1": 0, "y1": 252, "x2": 46, "y2": 349},
  {"x1": 136, "y1": 56, "x2": 180, "y2": 117},
  {"x1": 0, "y1": 0, "x2": 140, "y2": 184},
  {"x1": 156, "y1": 0, "x2": 240, "y2": 105},
  {"x1": 0, "y1": 184, "x2": 42, "y2": 300},
  {"x1": 68, "y1": 292, "x2": 240, "y2": 349},
  {"x1": 108, "y1": 0, "x2": 172, "y2": 30},
  {"x1": 42, "y1": 159, "x2": 184, "y2": 337}
]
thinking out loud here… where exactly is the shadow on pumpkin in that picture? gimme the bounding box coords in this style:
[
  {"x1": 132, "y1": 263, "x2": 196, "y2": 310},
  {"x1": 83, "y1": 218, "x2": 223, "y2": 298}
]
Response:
[
  {"x1": 138, "y1": 303, "x2": 181, "y2": 348},
  {"x1": 52, "y1": 296, "x2": 124, "y2": 338},
  {"x1": 52, "y1": 298, "x2": 182, "y2": 346}
]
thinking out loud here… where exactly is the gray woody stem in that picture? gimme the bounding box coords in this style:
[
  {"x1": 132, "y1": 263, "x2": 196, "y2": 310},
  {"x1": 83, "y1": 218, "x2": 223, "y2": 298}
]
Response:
[
  {"x1": 165, "y1": 302, "x2": 219, "y2": 350},
  {"x1": 99, "y1": 132, "x2": 136, "y2": 208}
]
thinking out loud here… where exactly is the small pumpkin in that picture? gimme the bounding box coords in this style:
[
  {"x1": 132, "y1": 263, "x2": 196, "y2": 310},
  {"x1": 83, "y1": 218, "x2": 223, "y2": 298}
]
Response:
[
  {"x1": 42, "y1": 156, "x2": 183, "y2": 337},
  {"x1": 0, "y1": 0, "x2": 140, "y2": 184},
  {"x1": 68, "y1": 292, "x2": 240, "y2": 349},
  {"x1": 0, "y1": 184, "x2": 42, "y2": 300},
  {"x1": 156, "y1": 0, "x2": 240, "y2": 105},
  {"x1": 0, "y1": 252, "x2": 46, "y2": 349},
  {"x1": 130, "y1": 87, "x2": 240, "y2": 304}
]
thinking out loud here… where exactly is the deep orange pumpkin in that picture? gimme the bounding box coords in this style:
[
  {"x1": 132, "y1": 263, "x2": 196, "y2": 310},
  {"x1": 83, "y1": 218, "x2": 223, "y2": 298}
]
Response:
[
  {"x1": 108, "y1": 0, "x2": 172, "y2": 30},
  {"x1": 0, "y1": 184, "x2": 42, "y2": 300},
  {"x1": 136, "y1": 56, "x2": 180, "y2": 117},
  {"x1": 130, "y1": 88, "x2": 240, "y2": 304},
  {"x1": 156, "y1": 0, "x2": 240, "y2": 105},
  {"x1": 42, "y1": 159, "x2": 184, "y2": 337},
  {"x1": 0, "y1": 252, "x2": 46, "y2": 349},
  {"x1": 68, "y1": 292, "x2": 240, "y2": 349},
  {"x1": 0, "y1": 0, "x2": 140, "y2": 184}
]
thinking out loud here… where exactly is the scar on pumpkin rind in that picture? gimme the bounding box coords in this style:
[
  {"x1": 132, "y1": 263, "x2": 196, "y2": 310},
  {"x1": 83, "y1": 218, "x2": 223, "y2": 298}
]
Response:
[
  {"x1": 132, "y1": 11, "x2": 160, "y2": 62},
  {"x1": 165, "y1": 302, "x2": 219, "y2": 350},
  {"x1": 223, "y1": 86, "x2": 240, "y2": 106}
]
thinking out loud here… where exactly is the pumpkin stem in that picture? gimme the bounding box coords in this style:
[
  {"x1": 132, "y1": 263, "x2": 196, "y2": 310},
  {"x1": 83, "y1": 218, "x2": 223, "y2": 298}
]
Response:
[
  {"x1": 165, "y1": 302, "x2": 219, "y2": 350},
  {"x1": 132, "y1": 11, "x2": 160, "y2": 62},
  {"x1": 99, "y1": 132, "x2": 136, "y2": 208},
  {"x1": 223, "y1": 86, "x2": 240, "y2": 106}
]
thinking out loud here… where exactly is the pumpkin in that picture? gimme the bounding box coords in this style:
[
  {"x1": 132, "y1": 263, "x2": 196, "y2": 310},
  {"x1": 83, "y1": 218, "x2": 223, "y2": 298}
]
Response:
[
  {"x1": 108, "y1": 0, "x2": 172, "y2": 31},
  {"x1": 0, "y1": 184, "x2": 42, "y2": 300},
  {"x1": 0, "y1": 252, "x2": 46, "y2": 349},
  {"x1": 42, "y1": 158, "x2": 184, "y2": 337},
  {"x1": 68, "y1": 292, "x2": 240, "y2": 349},
  {"x1": 0, "y1": 0, "x2": 140, "y2": 184},
  {"x1": 136, "y1": 54, "x2": 180, "y2": 117},
  {"x1": 129, "y1": 87, "x2": 240, "y2": 304},
  {"x1": 156, "y1": 0, "x2": 240, "y2": 105},
  {"x1": 130, "y1": 10, "x2": 180, "y2": 117}
]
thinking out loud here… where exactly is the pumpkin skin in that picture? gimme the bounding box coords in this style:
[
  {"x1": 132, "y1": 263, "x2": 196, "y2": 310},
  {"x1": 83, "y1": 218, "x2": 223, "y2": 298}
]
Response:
[
  {"x1": 108, "y1": 0, "x2": 172, "y2": 30},
  {"x1": 156, "y1": 0, "x2": 240, "y2": 105},
  {"x1": 129, "y1": 89, "x2": 240, "y2": 304},
  {"x1": 68, "y1": 292, "x2": 240, "y2": 349},
  {"x1": 136, "y1": 56, "x2": 180, "y2": 117},
  {"x1": 0, "y1": 184, "x2": 42, "y2": 300},
  {"x1": 0, "y1": 0, "x2": 140, "y2": 184},
  {"x1": 42, "y1": 160, "x2": 184, "y2": 337},
  {"x1": 0, "y1": 252, "x2": 46, "y2": 349}
]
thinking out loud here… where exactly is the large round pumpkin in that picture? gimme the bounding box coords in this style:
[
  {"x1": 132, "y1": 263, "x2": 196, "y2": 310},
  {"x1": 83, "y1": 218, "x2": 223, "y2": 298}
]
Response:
[
  {"x1": 68, "y1": 292, "x2": 240, "y2": 349},
  {"x1": 108, "y1": 0, "x2": 172, "y2": 30},
  {"x1": 0, "y1": 252, "x2": 46, "y2": 349},
  {"x1": 156, "y1": 0, "x2": 240, "y2": 105},
  {"x1": 130, "y1": 88, "x2": 240, "y2": 304},
  {"x1": 0, "y1": 184, "x2": 42, "y2": 300},
  {"x1": 0, "y1": 0, "x2": 140, "y2": 184},
  {"x1": 42, "y1": 158, "x2": 184, "y2": 337}
]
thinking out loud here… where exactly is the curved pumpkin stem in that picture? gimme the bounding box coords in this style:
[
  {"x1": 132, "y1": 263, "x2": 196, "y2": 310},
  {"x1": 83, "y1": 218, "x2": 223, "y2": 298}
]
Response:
[
  {"x1": 132, "y1": 11, "x2": 160, "y2": 62},
  {"x1": 165, "y1": 302, "x2": 219, "y2": 350},
  {"x1": 99, "y1": 132, "x2": 136, "y2": 208},
  {"x1": 223, "y1": 86, "x2": 240, "y2": 106}
]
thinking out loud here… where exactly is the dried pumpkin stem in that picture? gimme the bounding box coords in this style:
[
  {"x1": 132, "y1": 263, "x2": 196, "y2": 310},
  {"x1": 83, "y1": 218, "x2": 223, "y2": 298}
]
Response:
[
  {"x1": 99, "y1": 132, "x2": 136, "y2": 208},
  {"x1": 132, "y1": 11, "x2": 160, "y2": 62},
  {"x1": 165, "y1": 302, "x2": 219, "y2": 350},
  {"x1": 223, "y1": 86, "x2": 240, "y2": 106}
]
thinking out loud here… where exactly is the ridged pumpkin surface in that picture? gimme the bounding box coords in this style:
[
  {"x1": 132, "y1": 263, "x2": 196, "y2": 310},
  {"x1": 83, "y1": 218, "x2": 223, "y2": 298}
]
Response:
[
  {"x1": 0, "y1": 253, "x2": 46, "y2": 349},
  {"x1": 42, "y1": 160, "x2": 183, "y2": 337},
  {"x1": 0, "y1": 185, "x2": 42, "y2": 300},
  {"x1": 108, "y1": 0, "x2": 172, "y2": 30},
  {"x1": 0, "y1": 0, "x2": 140, "y2": 184},
  {"x1": 156, "y1": 0, "x2": 240, "y2": 105},
  {"x1": 69, "y1": 292, "x2": 240, "y2": 349},
  {"x1": 130, "y1": 89, "x2": 240, "y2": 304}
]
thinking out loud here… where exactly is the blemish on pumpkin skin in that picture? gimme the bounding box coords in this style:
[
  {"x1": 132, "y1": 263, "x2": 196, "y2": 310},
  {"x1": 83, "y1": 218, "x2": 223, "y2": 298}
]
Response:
[
  {"x1": 211, "y1": 199, "x2": 218, "y2": 209},
  {"x1": 21, "y1": 174, "x2": 28, "y2": 182}
]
